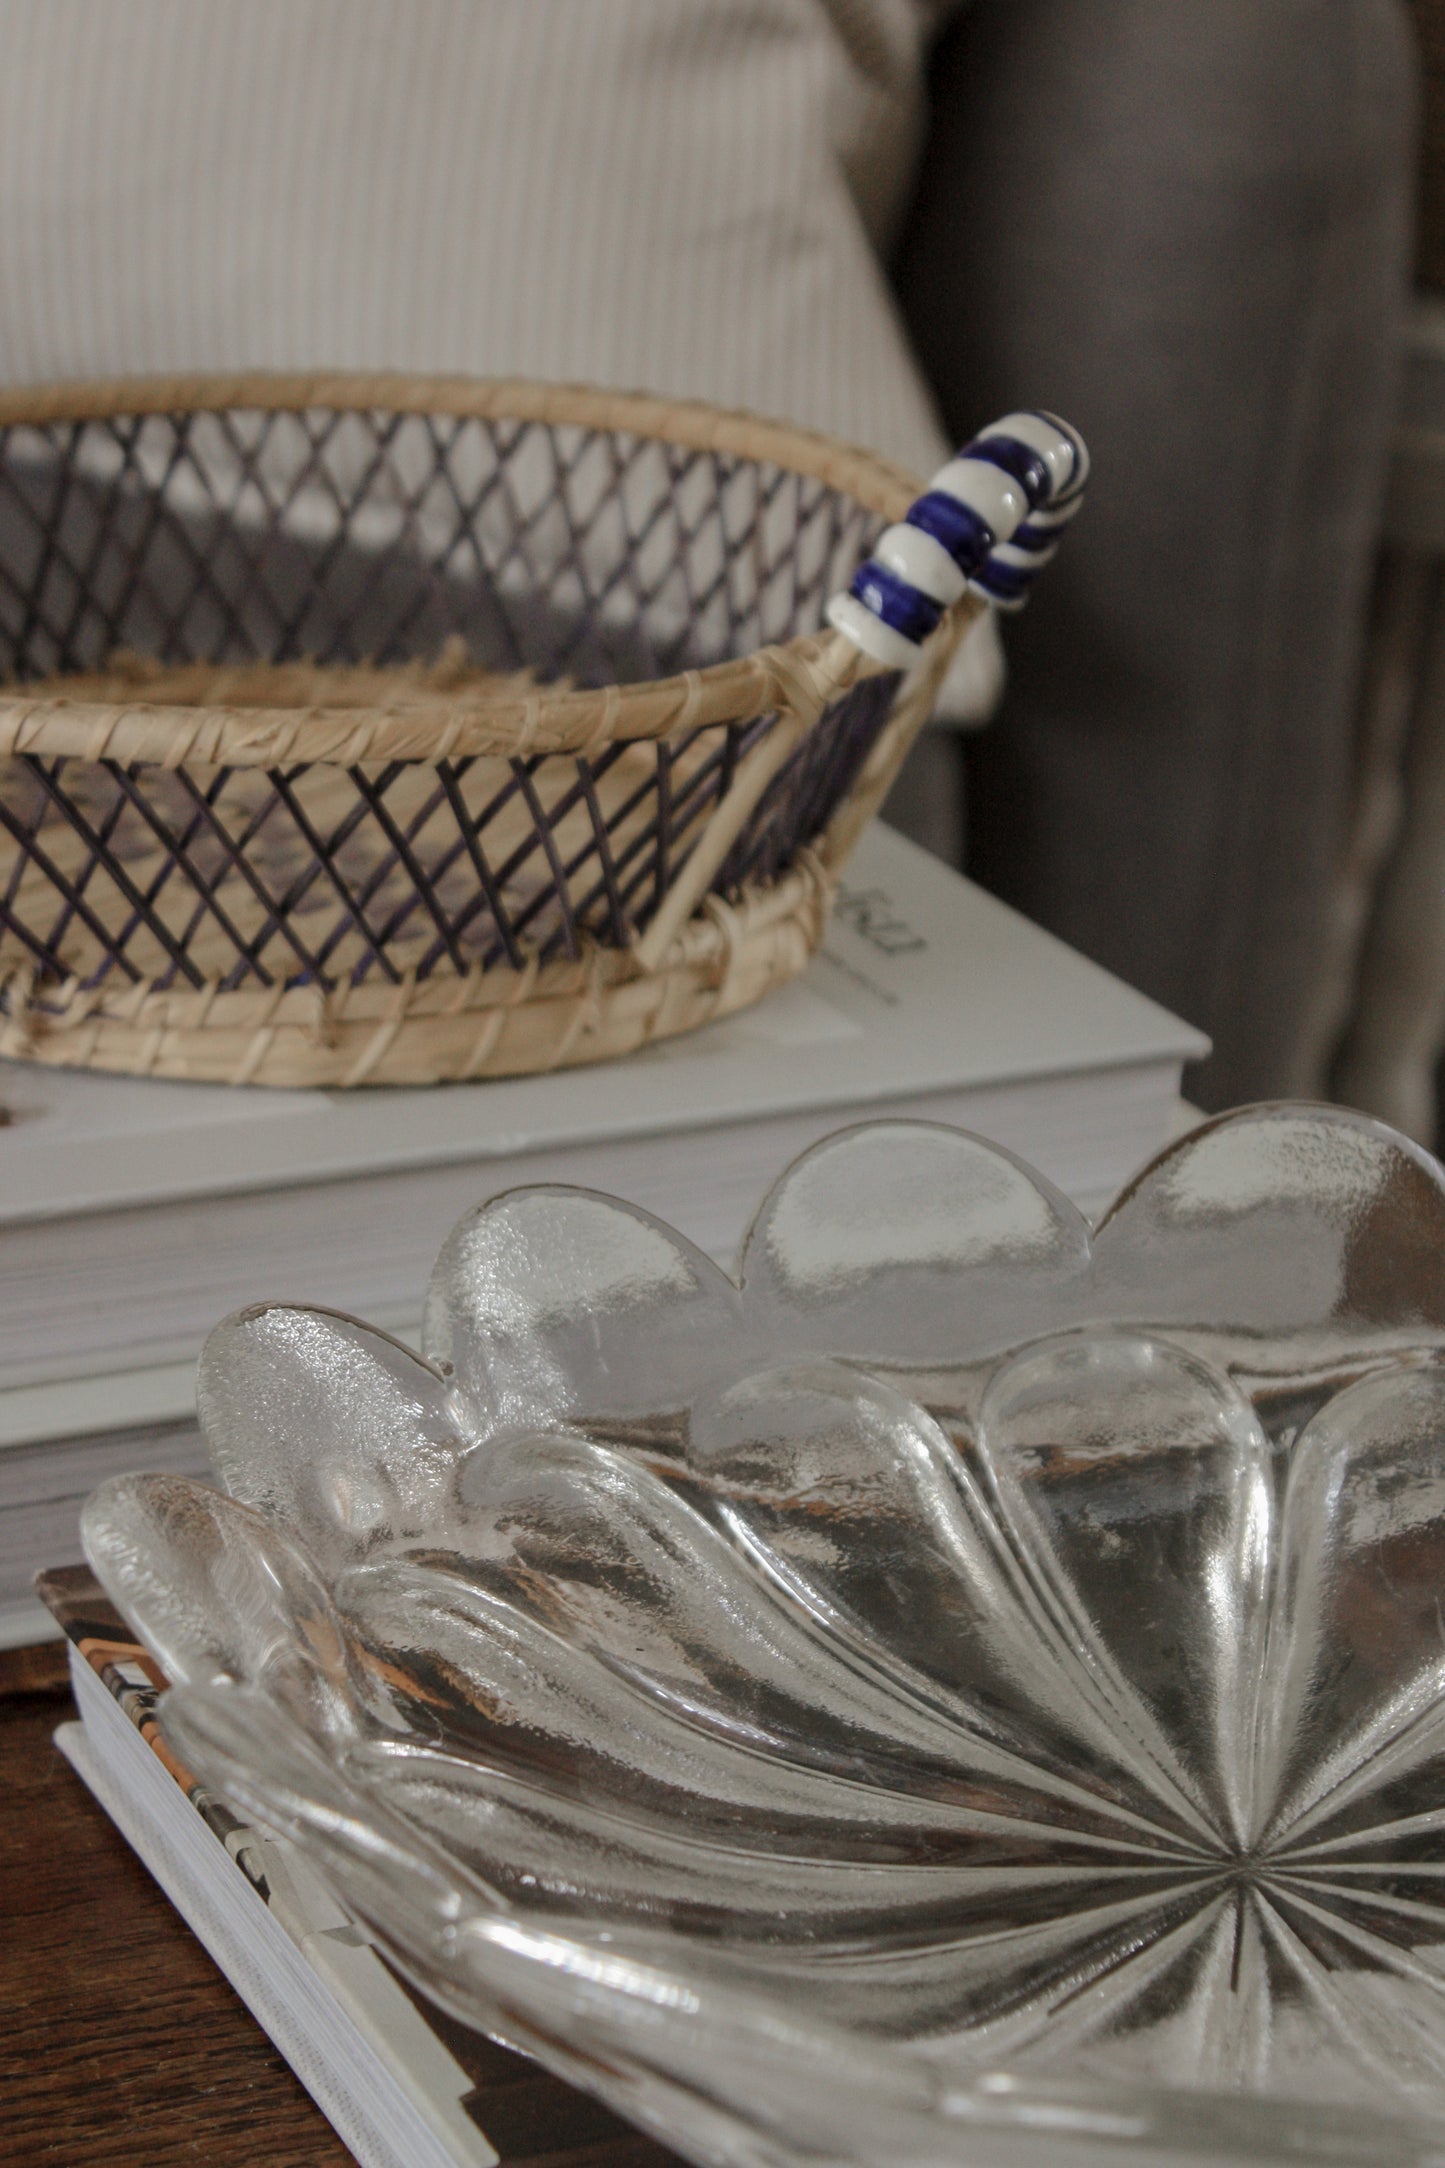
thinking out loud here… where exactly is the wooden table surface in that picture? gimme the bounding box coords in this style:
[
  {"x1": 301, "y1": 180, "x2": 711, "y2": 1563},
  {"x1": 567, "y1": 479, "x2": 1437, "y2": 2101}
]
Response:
[{"x1": 1, "y1": 1677, "x2": 682, "y2": 2168}]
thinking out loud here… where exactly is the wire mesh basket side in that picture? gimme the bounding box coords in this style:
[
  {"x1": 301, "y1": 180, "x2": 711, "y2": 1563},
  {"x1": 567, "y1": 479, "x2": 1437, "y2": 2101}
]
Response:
[
  {"x1": 0, "y1": 675, "x2": 894, "y2": 1000},
  {"x1": 0, "y1": 405, "x2": 881, "y2": 690}
]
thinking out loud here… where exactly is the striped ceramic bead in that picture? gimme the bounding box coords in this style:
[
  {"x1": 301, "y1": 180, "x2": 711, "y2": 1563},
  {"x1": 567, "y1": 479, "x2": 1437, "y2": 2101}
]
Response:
[{"x1": 828, "y1": 409, "x2": 1087, "y2": 664}]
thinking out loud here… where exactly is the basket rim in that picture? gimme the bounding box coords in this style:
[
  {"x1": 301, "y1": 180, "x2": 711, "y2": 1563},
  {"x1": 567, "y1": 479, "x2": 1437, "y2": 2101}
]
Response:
[
  {"x1": 0, "y1": 371, "x2": 921, "y2": 770},
  {"x1": 0, "y1": 371, "x2": 922, "y2": 510}
]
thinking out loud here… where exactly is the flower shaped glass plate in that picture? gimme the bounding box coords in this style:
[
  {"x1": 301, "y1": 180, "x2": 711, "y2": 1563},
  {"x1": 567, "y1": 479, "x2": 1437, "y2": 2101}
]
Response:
[{"x1": 82, "y1": 1105, "x2": 1445, "y2": 2168}]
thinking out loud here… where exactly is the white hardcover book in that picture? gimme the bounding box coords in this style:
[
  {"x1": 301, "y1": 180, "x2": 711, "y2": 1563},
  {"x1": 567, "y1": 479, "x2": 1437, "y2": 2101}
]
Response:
[{"x1": 0, "y1": 826, "x2": 1206, "y2": 1407}]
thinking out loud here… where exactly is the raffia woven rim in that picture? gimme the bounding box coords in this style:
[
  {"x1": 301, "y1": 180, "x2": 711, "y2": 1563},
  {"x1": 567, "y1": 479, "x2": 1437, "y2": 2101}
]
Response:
[
  {"x1": 0, "y1": 851, "x2": 834, "y2": 1088},
  {"x1": 0, "y1": 372, "x2": 917, "y2": 769}
]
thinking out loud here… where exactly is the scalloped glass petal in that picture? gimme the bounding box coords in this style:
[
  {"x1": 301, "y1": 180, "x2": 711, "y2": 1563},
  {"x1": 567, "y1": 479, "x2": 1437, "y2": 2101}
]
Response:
[{"x1": 81, "y1": 1107, "x2": 1445, "y2": 2167}]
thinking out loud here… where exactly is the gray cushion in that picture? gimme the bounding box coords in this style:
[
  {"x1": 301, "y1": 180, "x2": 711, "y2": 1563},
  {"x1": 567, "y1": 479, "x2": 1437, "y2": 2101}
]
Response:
[{"x1": 895, "y1": 0, "x2": 1419, "y2": 1106}]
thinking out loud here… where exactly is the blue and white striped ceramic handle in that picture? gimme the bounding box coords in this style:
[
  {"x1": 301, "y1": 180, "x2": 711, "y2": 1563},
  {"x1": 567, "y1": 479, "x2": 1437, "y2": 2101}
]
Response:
[{"x1": 826, "y1": 410, "x2": 1088, "y2": 670}]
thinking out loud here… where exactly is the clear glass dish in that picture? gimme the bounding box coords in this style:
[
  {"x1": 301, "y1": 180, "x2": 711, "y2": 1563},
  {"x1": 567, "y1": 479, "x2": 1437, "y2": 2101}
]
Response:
[{"x1": 83, "y1": 1104, "x2": 1445, "y2": 2166}]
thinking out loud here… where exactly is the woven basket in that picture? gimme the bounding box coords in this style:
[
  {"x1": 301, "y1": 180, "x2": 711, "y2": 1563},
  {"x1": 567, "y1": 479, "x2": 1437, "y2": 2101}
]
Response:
[{"x1": 0, "y1": 375, "x2": 979, "y2": 1087}]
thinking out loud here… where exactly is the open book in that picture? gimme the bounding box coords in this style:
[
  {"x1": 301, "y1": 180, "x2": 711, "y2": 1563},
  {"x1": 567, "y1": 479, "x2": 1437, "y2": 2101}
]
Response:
[{"x1": 41, "y1": 1563, "x2": 659, "y2": 2168}]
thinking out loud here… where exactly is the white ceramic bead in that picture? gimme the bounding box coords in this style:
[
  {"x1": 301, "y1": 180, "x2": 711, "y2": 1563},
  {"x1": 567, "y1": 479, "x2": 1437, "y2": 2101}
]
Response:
[
  {"x1": 989, "y1": 411, "x2": 1089, "y2": 499},
  {"x1": 825, "y1": 590, "x2": 921, "y2": 670},
  {"x1": 991, "y1": 535, "x2": 1060, "y2": 571},
  {"x1": 929, "y1": 457, "x2": 1028, "y2": 544},
  {"x1": 871, "y1": 522, "x2": 968, "y2": 606},
  {"x1": 1019, "y1": 492, "x2": 1085, "y2": 534},
  {"x1": 969, "y1": 581, "x2": 1027, "y2": 613}
]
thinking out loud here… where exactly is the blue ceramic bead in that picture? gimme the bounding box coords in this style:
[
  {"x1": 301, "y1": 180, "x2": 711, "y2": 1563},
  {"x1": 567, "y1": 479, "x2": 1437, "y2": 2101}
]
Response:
[
  {"x1": 972, "y1": 557, "x2": 1036, "y2": 605},
  {"x1": 965, "y1": 433, "x2": 1054, "y2": 509},
  {"x1": 904, "y1": 489, "x2": 995, "y2": 576}
]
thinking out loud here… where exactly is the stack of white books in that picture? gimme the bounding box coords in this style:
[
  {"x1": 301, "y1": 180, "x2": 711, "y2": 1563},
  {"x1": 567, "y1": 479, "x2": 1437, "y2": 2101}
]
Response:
[{"x1": 3, "y1": 824, "x2": 1206, "y2": 1647}]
